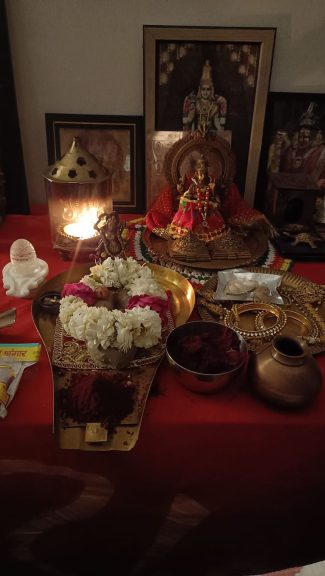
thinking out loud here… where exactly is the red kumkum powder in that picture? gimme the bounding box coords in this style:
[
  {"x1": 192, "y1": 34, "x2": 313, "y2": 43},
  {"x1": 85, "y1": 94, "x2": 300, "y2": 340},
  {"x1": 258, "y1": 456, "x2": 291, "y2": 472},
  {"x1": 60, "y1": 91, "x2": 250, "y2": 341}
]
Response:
[
  {"x1": 174, "y1": 330, "x2": 242, "y2": 374},
  {"x1": 58, "y1": 371, "x2": 136, "y2": 426}
]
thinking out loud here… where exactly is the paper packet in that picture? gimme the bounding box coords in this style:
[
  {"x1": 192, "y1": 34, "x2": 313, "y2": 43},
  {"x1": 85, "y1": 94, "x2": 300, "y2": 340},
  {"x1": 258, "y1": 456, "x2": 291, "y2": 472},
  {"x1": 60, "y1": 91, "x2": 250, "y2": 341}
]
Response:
[
  {"x1": 0, "y1": 343, "x2": 41, "y2": 418},
  {"x1": 215, "y1": 269, "x2": 284, "y2": 305}
]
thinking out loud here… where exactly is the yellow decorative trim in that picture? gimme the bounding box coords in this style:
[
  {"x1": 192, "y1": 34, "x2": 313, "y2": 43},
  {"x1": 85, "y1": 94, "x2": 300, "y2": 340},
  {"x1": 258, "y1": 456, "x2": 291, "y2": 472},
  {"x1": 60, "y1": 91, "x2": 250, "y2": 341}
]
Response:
[{"x1": 0, "y1": 381, "x2": 10, "y2": 407}]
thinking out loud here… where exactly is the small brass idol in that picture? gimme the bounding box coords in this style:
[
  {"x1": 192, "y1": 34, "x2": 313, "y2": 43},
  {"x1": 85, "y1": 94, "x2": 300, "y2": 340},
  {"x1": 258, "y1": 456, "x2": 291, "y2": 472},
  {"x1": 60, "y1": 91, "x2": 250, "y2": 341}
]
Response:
[{"x1": 93, "y1": 211, "x2": 128, "y2": 260}]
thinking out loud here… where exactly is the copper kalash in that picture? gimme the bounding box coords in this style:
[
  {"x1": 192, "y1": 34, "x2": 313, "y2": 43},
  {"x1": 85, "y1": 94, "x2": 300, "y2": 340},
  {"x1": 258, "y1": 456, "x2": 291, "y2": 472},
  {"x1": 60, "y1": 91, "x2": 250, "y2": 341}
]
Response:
[{"x1": 146, "y1": 129, "x2": 273, "y2": 263}]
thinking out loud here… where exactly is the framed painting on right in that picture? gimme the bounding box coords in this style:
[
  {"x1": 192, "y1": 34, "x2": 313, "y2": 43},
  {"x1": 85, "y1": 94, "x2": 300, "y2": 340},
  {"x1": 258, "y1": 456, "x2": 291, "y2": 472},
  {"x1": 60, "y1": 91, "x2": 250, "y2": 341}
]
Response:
[
  {"x1": 256, "y1": 92, "x2": 325, "y2": 260},
  {"x1": 256, "y1": 91, "x2": 325, "y2": 210}
]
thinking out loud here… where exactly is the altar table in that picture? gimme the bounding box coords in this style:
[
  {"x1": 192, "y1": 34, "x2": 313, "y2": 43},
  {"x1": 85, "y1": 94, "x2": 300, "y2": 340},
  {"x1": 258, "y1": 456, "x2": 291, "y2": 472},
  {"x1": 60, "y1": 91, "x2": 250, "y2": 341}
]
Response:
[{"x1": 1, "y1": 210, "x2": 325, "y2": 576}]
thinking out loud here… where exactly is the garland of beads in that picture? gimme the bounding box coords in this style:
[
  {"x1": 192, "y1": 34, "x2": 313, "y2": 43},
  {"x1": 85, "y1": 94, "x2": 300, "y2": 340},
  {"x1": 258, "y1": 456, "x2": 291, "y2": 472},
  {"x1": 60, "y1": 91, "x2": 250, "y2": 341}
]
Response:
[{"x1": 195, "y1": 184, "x2": 210, "y2": 221}]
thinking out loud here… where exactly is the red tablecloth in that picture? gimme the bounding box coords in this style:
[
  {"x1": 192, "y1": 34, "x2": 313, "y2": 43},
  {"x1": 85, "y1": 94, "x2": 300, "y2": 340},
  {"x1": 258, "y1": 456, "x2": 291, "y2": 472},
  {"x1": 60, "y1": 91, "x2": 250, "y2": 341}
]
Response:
[{"x1": 1, "y1": 210, "x2": 325, "y2": 576}]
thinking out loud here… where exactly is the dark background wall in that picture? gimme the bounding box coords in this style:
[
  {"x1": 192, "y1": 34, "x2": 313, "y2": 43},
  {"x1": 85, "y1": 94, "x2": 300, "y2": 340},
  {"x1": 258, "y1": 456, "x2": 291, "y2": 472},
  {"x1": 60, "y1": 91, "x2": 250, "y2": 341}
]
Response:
[{"x1": 0, "y1": 0, "x2": 29, "y2": 214}]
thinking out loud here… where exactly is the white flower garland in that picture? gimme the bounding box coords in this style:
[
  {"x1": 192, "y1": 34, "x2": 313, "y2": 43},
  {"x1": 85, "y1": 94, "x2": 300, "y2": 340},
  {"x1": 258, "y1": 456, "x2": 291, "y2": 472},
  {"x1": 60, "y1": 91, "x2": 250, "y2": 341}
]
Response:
[
  {"x1": 59, "y1": 257, "x2": 166, "y2": 357},
  {"x1": 81, "y1": 256, "x2": 166, "y2": 300}
]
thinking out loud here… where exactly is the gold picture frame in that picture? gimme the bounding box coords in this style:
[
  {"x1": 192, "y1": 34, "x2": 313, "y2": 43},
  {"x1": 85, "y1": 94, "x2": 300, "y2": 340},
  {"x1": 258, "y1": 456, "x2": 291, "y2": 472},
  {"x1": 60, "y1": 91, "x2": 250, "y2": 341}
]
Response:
[{"x1": 143, "y1": 25, "x2": 276, "y2": 207}]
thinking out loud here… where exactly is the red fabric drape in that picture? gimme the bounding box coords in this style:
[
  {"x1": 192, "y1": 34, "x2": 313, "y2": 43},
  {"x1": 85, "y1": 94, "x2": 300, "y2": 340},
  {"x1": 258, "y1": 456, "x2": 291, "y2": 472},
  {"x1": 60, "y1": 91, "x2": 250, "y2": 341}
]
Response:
[{"x1": 1, "y1": 209, "x2": 325, "y2": 575}]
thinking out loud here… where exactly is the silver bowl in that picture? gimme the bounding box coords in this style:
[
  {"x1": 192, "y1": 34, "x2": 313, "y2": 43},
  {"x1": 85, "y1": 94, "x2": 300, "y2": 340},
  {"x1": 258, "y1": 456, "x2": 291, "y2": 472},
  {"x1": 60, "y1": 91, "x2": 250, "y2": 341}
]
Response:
[{"x1": 166, "y1": 321, "x2": 248, "y2": 394}]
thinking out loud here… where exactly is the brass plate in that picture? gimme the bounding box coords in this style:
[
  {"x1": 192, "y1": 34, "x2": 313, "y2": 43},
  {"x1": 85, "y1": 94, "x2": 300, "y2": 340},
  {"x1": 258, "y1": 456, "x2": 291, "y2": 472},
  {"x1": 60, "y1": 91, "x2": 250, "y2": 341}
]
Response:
[
  {"x1": 277, "y1": 309, "x2": 318, "y2": 340},
  {"x1": 142, "y1": 228, "x2": 269, "y2": 270},
  {"x1": 54, "y1": 362, "x2": 160, "y2": 452},
  {"x1": 197, "y1": 266, "x2": 325, "y2": 355},
  {"x1": 32, "y1": 263, "x2": 195, "y2": 353},
  {"x1": 148, "y1": 263, "x2": 195, "y2": 325},
  {"x1": 31, "y1": 263, "x2": 195, "y2": 451}
]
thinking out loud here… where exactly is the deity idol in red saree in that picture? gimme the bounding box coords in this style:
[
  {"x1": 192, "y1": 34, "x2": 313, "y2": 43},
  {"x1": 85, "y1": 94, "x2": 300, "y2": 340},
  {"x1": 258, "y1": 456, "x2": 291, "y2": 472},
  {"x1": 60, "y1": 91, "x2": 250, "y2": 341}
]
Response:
[{"x1": 146, "y1": 155, "x2": 272, "y2": 244}]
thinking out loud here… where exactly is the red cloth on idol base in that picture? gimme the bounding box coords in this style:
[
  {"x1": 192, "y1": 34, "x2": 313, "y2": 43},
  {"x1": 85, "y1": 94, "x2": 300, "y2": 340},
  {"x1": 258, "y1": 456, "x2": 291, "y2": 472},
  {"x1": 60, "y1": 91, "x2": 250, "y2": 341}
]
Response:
[
  {"x1": 146, "y1": 182, "x2": 266, "y2": 235},
  {"x1": 145, "y1": 185, "x2": 174, "y2": 232},
  {"x1": 170, "y1": 198, "x2": 225, "y2": 234}
]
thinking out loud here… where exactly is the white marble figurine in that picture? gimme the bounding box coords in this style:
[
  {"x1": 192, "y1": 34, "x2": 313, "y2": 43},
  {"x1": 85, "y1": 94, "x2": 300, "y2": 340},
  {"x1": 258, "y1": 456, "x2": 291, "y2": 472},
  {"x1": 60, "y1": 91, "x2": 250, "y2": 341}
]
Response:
[{"x1": 2, "y1": 239, "x2": 48, "y2": 298}]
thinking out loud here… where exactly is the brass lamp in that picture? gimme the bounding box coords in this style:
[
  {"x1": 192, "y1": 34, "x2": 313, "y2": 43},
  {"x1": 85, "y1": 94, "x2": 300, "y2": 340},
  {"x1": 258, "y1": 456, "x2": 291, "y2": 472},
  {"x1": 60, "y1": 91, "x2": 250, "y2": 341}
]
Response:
[{"x1": 44, "y1": 137, "x2": 112, "y2": 260}]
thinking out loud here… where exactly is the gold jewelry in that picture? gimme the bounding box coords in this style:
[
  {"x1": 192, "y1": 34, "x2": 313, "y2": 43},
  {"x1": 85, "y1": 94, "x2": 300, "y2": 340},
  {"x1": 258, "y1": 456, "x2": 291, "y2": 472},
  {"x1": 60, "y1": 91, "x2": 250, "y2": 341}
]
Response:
[
  {"x1": 224, "y1": 302, "x2": 287, "y2": 340},
  {"x1": 152, "y1": 227, "x2": 170, "y2": 240},
  {"x1": 256, "y1": 308, "x2": 319, "y2": 343}
]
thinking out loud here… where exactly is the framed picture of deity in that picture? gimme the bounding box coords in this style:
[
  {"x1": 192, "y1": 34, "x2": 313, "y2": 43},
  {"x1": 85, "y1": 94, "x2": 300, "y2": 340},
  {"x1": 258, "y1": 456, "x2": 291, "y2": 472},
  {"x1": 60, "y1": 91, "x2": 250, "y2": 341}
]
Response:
[
  {"x1": 143, "y1": 25, "x2": 276, "y2": 207},
  {"x1": 255, "y1": 92, "x2": 325, "y2": 259},
  {"x1": 256, "y1": 92, "x2": 325, "y2": 206},
  {"x1": 45, "y1": 113, "x2": 145, "y2": 213}
]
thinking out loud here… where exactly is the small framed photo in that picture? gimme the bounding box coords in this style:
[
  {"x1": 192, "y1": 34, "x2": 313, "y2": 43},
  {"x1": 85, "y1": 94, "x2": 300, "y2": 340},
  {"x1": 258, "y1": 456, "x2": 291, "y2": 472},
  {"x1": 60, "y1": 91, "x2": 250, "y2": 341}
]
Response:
[
  {"x1": 143, "y1": 25, "x2": 276, "y2": 207},
  {"x1": 45, "y1": 113, "x2": 145, "y2": 213}
]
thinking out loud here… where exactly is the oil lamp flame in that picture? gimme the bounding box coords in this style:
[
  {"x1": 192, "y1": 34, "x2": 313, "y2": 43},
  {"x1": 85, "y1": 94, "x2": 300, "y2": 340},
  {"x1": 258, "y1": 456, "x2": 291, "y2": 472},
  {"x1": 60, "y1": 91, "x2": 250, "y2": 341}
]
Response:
[{"x1": 63, "y1": 206, "x2": 99, "y2": 240}]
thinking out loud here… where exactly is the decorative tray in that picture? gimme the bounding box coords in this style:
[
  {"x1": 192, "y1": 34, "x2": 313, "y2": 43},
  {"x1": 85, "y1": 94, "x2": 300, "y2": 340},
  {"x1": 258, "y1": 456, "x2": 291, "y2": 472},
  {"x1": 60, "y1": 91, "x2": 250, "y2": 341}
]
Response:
[
  {"x1": 196, "y1": 266, "x2": 325, "y2": 355},
  {"x1": 32, "y1": 263, "x2": 195, "y2": 451},
  {"x1": 142, "y1": 228, "x2": 269, "y2": 271}
]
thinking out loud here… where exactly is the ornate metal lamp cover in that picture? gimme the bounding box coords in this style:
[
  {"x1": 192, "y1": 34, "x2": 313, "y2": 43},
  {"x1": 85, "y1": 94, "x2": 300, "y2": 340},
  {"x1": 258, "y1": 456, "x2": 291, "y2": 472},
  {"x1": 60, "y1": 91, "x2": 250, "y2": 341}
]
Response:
[{"x1": 44, "y1": 137, "x2": 112, "y2": 260}]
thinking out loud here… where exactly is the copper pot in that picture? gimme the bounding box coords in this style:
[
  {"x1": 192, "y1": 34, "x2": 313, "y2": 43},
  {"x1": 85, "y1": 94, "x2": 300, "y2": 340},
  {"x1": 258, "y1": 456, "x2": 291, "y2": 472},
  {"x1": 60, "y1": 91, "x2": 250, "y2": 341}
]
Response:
[{"x1": 251, "y1": 335, "x2": 322, "y2": 408}]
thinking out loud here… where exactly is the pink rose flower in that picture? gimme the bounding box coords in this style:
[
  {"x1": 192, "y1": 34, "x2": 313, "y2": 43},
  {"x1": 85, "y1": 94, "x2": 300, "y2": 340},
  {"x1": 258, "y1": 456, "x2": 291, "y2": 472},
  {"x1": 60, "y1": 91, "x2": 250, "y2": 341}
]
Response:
[
  {"x1": 126, "y1": 295, "x2": 169, "y2": 325},
  {"x1": 62, "y1": 282, "x2": 96, "y2": 306}
]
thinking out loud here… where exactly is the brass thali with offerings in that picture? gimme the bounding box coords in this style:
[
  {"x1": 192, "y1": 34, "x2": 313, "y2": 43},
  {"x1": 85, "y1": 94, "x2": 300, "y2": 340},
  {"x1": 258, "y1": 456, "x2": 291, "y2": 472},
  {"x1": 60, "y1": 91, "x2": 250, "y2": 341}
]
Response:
[
  {"x1": 196, "y1": 266, "x2": 325, "y2": 356},
  {"x1": 32, "y1": 263, "x2": 195, "y2": 452}
]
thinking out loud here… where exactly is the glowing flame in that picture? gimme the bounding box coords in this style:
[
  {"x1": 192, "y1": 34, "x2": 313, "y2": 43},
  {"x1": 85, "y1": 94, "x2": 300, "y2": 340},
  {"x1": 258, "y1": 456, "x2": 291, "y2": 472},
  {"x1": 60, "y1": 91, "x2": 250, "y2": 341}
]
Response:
[{"x1": 63, "y1": 206, "x2": 99, "y2": 239}]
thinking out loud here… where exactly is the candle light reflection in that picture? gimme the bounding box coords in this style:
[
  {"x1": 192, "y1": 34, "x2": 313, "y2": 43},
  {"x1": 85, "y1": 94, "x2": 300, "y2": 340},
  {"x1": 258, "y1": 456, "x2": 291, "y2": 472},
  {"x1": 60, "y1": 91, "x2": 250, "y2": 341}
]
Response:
[{"x1": 63, "y1": 206, "x2": 100, "y2": 239}]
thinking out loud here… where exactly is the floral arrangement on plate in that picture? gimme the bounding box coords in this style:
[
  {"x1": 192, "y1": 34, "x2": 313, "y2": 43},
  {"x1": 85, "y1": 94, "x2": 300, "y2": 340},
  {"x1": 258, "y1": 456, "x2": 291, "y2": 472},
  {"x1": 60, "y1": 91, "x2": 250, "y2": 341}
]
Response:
[{"x1": 59, "y1": 257, "x2": 171, "y2": 368}]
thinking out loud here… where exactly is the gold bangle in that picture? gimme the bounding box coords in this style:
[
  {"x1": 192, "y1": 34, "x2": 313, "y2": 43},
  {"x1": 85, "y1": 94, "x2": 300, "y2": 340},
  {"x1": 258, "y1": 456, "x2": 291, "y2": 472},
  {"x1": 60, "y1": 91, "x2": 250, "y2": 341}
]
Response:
[{"x1": 224, "y1": 302, "x2": 287, "y2": 340}]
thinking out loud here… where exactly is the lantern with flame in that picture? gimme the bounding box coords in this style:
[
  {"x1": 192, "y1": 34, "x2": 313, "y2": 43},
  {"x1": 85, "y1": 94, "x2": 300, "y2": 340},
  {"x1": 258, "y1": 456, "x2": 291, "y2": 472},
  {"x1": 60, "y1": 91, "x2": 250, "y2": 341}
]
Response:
[{"x1": 44, "y1": 137, "x2": 112, "y2": 260}]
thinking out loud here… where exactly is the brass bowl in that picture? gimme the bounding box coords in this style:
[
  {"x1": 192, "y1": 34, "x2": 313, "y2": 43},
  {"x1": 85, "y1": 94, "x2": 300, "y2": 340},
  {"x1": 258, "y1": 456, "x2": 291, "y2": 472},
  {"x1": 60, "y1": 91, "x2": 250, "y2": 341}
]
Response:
[{"x1": 166, "y1": 321, "x2": 248, "y2": 394}]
